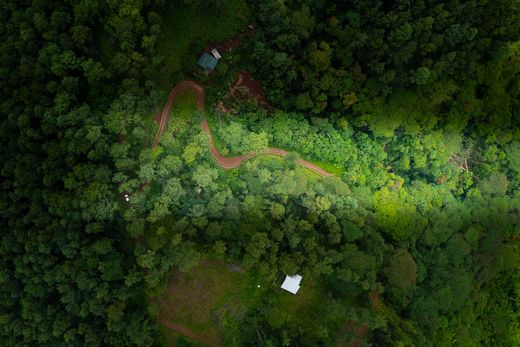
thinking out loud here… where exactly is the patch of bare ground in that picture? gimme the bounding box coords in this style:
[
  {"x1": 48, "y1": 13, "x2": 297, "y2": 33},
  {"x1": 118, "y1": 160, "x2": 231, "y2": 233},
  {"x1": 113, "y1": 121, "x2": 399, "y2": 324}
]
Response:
[
  {"x1": 341, "y1": 290, "x2": 381, "y2": 347},
  {"x1": 206, "y1": 36, "x2": 240, "y2": 54},
  {"x1": 369, "y1": 289, "x2": 381, "y2": 309},
  {"x1": 216, "y1": 100, "x2": 236, "y2": 114},
  {"x1": 345, "y1": 320, "x2": 370, "y2": 347},
  {"x1": 230, "y1": 71, "x2": 273, "y2": 111},
  {"x1": 153, "y1": 110, "x2": 161, "y2": 124}
]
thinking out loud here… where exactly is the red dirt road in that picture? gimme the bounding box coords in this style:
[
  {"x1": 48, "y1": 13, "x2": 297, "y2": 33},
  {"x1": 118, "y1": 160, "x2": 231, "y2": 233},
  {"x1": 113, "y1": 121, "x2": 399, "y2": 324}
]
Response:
[
  {"x1": 153, "y1": 80, "x2": 332, "y2": 177},
  {"x1": 152, "y1": 80, "x2": 205, "y2": 148}
]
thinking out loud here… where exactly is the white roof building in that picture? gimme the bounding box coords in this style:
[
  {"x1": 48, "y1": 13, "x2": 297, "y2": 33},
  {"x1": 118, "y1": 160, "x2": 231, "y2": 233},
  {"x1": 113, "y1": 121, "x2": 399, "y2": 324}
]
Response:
[
  {"x1": 281, "y1": 274, "x2": 302, "y2": 294},
  {"x1": 211, "y1": 48, "x2": 222, "y2": 60}
]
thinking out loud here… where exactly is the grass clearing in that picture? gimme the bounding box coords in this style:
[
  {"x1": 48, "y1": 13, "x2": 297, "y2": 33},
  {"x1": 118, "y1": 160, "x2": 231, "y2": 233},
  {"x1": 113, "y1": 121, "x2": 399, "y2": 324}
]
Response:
[
  {"x1": 165, "y1": 89, "x2": 203, "y2": 143},
  {"x1": 171, "y1": 90, "x2": 200, "y2": 121},
  {"x1": 278, "y1": 278, "x2": 316, "y2": 312},
  {"x1": 159, "y1": 258, "x2": 324, "y2": 344},
  {"x1": 160, "y1": 326, "x2": 184, "y2": 347},
  {"x1": 159, "y1": 259, "x2": 266, "y2": 344},
  {"x1": 155, "y1": 0, "x2": 250, "y2": 89},
  {"x1": 276, "y1": 274, "x2": 321, "y2": 315},
  {"x1": 274, "y1": 275, "x2": 339, "y2": 341},
  {"x1": 307, "y1": 158, "x2": 345, "y2": 177},
  {"x1": 160, "y1": 325, "x2": 206, "y2": 347},
  {"x1": 168, "y1": 89, "x2": 201, "y2": 134}
]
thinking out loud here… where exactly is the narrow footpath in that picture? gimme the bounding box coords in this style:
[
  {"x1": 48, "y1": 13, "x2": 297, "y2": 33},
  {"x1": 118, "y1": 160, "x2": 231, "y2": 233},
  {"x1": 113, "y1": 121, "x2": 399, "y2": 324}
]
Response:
[{"x1": 153, "y1": 80, "x2": 332, "y2": 176}]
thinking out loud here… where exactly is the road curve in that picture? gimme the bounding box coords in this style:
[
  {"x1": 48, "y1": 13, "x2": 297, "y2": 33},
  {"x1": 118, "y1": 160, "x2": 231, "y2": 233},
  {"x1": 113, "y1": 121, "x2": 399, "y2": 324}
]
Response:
[
  {"x1": 152, "y1": 80, "x2": 205, "y2": 148},
  {"x1": 154, "y1": 80, "x2": 332, "y2": 177}
]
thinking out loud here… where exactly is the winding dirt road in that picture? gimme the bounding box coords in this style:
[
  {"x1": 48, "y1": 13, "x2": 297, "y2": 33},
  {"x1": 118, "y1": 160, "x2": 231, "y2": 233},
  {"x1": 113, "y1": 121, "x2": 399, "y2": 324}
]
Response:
[{"x1": 153, "y1": 80, "x2": 332, "y2": 177}]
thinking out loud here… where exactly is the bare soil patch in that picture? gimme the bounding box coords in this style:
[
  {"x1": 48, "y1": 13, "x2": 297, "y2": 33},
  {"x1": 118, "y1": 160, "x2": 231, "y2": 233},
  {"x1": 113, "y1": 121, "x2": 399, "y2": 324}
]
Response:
[
  {"x1": 206, "y1": 36, "x2": 241, "y2": 53},
  {"x1": 216, "y1": 100, "x2": 236, "y2": 114},
  {"x1": 345, "y1": 320, "x2": 370, "y2": 347},
  {"x1": 369, "y1": 289, "x2": 381, "y2": 309},
  {"x1": 154, "y1": 110, "x2": 161, "y2": 124},
  {"x1": 231, "y1": 71, "x2": 273, "y2": 111},
  {"x1": 342, "y1": 290, "x2": 381, "y2": 347}
]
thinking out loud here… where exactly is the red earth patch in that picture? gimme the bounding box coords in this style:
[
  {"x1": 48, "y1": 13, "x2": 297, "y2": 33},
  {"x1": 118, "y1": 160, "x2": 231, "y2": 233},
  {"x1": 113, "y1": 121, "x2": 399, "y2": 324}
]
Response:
[{"x1": 231, "y1": 71, "x2": 273, "y2": 111}]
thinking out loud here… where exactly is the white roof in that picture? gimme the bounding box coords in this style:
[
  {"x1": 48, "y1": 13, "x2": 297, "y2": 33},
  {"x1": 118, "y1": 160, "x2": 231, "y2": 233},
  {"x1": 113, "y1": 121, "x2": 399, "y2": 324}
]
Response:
[
  {"x1": 211, "y1": 48, "x2": 222, "y2": 60},
  {"x1": 281, "y1": 274, "x2": 302, "y2": 294}
]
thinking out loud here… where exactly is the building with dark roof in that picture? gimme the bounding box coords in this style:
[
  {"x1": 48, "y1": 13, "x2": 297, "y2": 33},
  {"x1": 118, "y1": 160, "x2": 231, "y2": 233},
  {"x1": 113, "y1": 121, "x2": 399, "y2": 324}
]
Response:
[{"x1": 197, "y1": 52, "x2": 218, "y2": 71}]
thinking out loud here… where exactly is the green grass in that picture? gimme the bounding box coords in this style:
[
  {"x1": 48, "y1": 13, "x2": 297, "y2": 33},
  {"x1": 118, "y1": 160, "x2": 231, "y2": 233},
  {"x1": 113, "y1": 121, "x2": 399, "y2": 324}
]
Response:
[
  {"x1": 307, "y1": 159, "x2": 345, "y2": 177},
  {"x1": 155, "y1": 0, "x2": 250, "y2": 89},
  {"x1": 274, "y1": 276, "x2": 341, "y2": 341},
  {"x1": 160, "y1": 325, "x2": 205, "y2": 347},
  {"x1": 160, "y1": 325, "x2": 182, "y2": 346},
  {"x1": 264, "y1": 142, "x2": 345, "y2": 178},
  {"x1": 168, "y1": 89, "x2": 201, "y2": 135},
  {"x1": 160, "y1": 259, "x2": 265, "y2": 343},
  {"x1": 277, "y1": 276, "x2": 319, "y2": 314},
  {"x1": 159, "y1": 259, "x2": 326, "y2": 344},
  {"x1": 171, "y1": 90, "x2": 200, "y2": 120}
]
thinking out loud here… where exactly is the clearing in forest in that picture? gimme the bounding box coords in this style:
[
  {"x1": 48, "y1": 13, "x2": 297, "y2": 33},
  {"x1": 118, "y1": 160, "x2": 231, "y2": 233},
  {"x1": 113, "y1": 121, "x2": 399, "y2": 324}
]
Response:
[
  {"x1": 154, "y1": 0, "x2": 250, "y2": 89},
  {"x1": 167, "y1": 89, "x2": 202, "y2": 136},
  {"x1": 158, "y1": 259, "x2": 263, "y2": 345},
  {"x1": 169, "y1": 89, "x2": 199, "y2": 120},
  {"x1": 158, "y1": 260, "x2": 326, "y2": 345},
  {"x1": 230, "y1": 71, "x2": 273, "y2": 111}
]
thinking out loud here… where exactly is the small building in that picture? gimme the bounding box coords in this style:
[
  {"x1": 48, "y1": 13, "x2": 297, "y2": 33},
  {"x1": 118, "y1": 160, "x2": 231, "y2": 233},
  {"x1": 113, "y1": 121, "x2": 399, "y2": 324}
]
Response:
[
  {"x1": 281, "y1": 274, "x2": 302, "y2": 294},
  {"x1": 197, "y1": 52, "x2": 218, "y2": 71}
]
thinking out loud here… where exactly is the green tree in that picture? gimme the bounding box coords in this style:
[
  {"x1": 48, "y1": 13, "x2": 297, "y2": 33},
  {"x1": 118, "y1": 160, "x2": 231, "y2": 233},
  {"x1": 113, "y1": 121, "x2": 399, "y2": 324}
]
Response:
[{"x1": 385, "y1": 249, "x2": 417, "y2": 306}]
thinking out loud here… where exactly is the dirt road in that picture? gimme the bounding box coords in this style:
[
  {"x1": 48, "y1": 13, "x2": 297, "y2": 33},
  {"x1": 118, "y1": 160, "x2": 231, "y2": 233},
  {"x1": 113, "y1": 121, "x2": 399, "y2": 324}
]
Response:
[
  {"x1": 153, "y1": 80, "x2": 332, "y2": 177},
  {"x1": 152, "y1": 80, "x2": 205, "y2": 148}
]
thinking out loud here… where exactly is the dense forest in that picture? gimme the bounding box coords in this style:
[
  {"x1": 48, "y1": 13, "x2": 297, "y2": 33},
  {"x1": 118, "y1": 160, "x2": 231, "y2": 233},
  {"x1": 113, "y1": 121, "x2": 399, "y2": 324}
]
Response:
[
  {"x1": 1, "y1": 0, "x2": 520, "y2": 346},
  {"x1": 0, "y1": 0, "x2": 159, "y2": 344}
]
